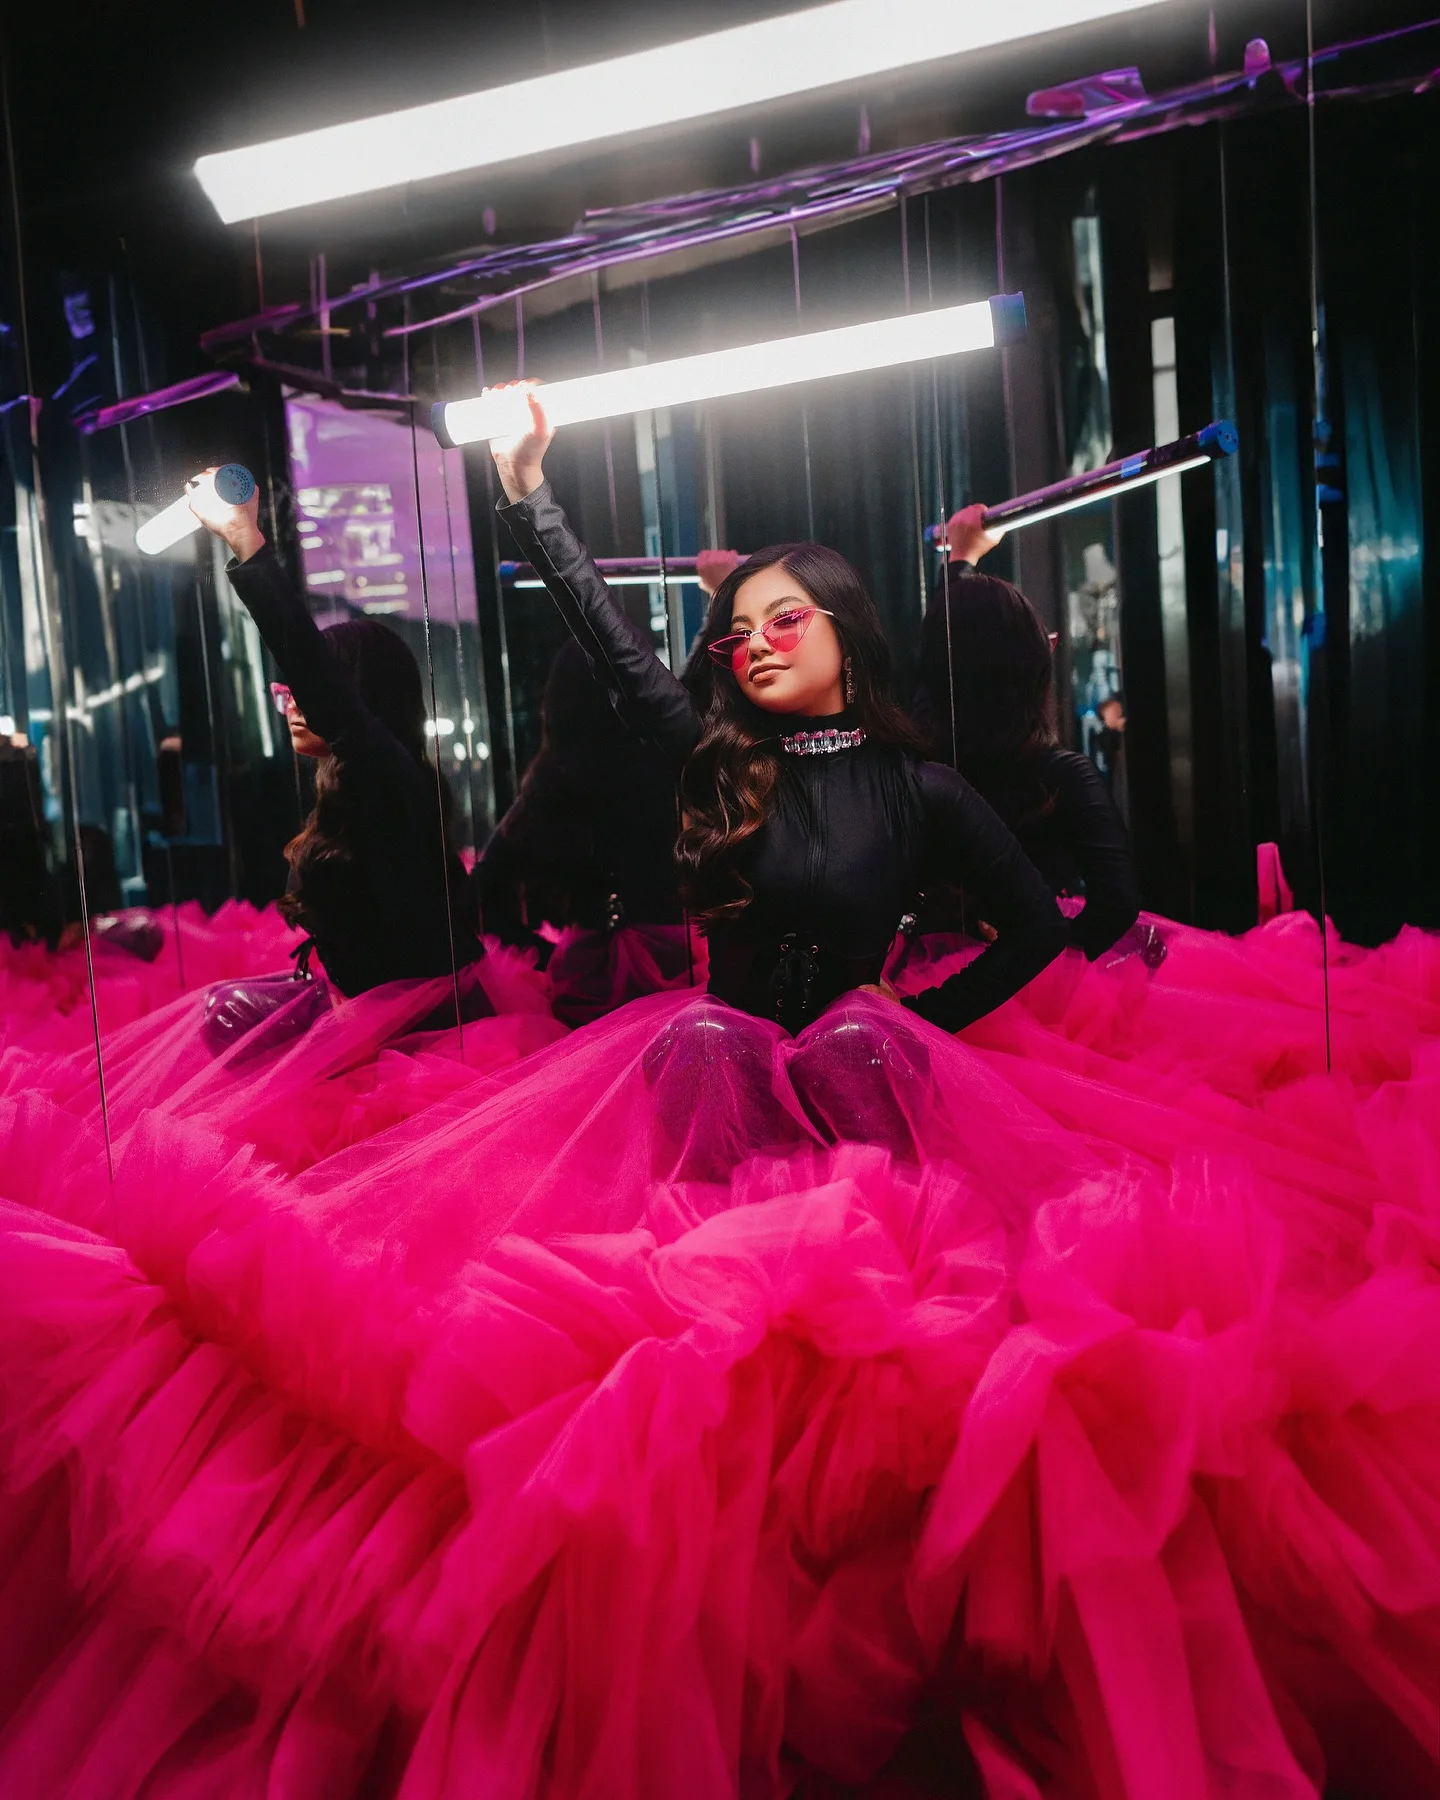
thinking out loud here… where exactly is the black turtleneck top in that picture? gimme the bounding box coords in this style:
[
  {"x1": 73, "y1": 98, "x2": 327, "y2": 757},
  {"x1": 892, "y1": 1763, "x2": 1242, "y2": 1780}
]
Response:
[
  {"x1": 499, "y1": 483, "x2": 1068, "y2": 1032},
  {"x1": 227, "y1": 547, "x2": 481, "y2": 997}
]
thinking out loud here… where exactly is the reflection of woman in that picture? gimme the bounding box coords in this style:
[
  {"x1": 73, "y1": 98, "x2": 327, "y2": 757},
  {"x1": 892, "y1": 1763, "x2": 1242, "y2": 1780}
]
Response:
[
  {"x1": 913, "y1": 505, "x2": 1139, "y2": 960},
  {"x1": 0, "y1": 732, "x2": 62, "y2": 949},
  {"x1": 477, "y1": 637, "x2": 695, "y2": 1026},
  {"x1": 188, "y1": 469, "x2": 482, "y2": 1002}
]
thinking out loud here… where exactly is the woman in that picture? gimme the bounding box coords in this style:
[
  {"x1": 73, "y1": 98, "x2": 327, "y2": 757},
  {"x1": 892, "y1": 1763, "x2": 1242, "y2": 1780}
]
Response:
[
  {"x1": 495, "y1": 391, "x2": 1067, "y2": 1040},
  {"x1": 186, "y1": 468, "x2": 486, "y2": 1041},
  {"x1": 911, "y1": 504, "x2": 1140, "y2": 961},
  {"x1": 481, "y1": 388, "x2": 1072, "y2": 1180}
]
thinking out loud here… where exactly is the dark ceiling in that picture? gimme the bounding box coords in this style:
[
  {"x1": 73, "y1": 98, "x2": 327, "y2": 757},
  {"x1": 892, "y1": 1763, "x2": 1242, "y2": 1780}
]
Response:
[{"x1": 3, "y1": 0, "x2": 1432, "y2": 381}]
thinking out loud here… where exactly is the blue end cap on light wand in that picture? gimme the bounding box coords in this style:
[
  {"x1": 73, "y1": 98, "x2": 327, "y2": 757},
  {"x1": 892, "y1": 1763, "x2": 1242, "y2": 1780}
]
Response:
[
  {"x1": 988, "y1": 293, "x2": 1027, "y2": 347},
  {"x1": 1198, "y1": 419, "x2": 1239, "y2": 458},
  {"x1": 431, "y1": 402, "x2": 457, "y2": 449},
  {"x1": 214, "y1": 463, "x2": 257, "y2": 504}
]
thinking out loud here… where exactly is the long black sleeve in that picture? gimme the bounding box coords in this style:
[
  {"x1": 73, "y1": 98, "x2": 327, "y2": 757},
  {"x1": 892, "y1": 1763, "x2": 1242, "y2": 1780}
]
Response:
[
  {"x1": 903, "y1": 762, "x2": 1069, "y2": 1032},
  {"x1": 227, "y1": 546, "x2": 410, "y2": 775},
  {"x1": 498, "y1": 482, "x2": 701, "y2": 765},
  {"x1": 1048, "y1": 751, "x2": 1140, "y2": 958}
]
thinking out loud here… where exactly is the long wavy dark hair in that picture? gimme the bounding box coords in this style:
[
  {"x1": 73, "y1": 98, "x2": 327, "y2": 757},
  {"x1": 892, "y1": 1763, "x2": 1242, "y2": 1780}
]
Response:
[
  {"x1": 917, "y1": 567, "x2": 1058, "y2": 827},
  {"x1": 280, "y1": 619, "x2": 456, "y2": 929},
  {"x1": 676, "y1": 543, "x2": 922, "y2": 924}
]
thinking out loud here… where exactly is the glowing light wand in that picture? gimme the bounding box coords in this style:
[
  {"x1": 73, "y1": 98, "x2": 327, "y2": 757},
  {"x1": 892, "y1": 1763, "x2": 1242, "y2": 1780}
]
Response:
[
  {"x1": 135, "y1": 463, "x2": 257, "y2": 556},
  {"x1": 432, "y1": 296, "x2": 1026, "y2": 447},
  {"x1": 925, "y1": 421, "x2": 1238, "y2": 541}
]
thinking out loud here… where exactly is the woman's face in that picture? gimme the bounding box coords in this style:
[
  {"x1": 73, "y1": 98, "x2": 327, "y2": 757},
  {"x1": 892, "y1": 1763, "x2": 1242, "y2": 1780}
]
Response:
[
  {"x1": 279, "y1": 695, "x2": 330, "y2": 759},
  {"x1": 726, "y1": 565, "x2": 846, "y2": 717}
]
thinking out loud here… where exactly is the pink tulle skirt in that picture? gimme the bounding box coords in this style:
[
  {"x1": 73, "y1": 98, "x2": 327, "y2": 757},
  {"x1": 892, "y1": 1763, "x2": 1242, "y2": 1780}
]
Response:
[
  {"x1": 0, "y1": 906, "x2": 1438, "y2": 1798},
  {"x1": 545, "y1": 922, "x2": 704, "y2": 1028}
]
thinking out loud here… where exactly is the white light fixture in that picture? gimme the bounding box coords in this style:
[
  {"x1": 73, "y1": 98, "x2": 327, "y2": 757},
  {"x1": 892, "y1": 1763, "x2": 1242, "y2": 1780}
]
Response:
[
  {"x1": 194, "y1": 0, "x2": 1173, "y2": 222},
  {"x1": 435, "y1": 295, "x2": 1023, "y2": 448},
  {"x1": 135, "y1": 465, "x2": 256, "y2": 556}
]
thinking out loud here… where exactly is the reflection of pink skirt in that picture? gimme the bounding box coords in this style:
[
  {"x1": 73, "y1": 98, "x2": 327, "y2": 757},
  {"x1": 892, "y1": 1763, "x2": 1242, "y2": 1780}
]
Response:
[
  {"x1": 2, "y1": 936, "x2": 1438, "y2": 1798},
  {"x1": 4, "y1": 937, "x2": 564, "y2": 1176},
  {"x1": 0, "y1": 900, "x2": 302, "y2": 1056},
  {"x1": 546, "y1": 921, "x2": 703, "y2": 1027}
]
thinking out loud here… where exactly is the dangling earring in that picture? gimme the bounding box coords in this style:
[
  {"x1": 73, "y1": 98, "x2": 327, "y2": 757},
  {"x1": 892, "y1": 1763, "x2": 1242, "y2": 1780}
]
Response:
[{"x1": 844, "y1": 657, "x2": 856, "y2": 706}]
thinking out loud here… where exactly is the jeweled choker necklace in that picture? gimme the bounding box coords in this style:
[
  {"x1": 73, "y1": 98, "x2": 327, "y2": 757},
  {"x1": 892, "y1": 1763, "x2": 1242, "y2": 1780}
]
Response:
[{"x1": 779, "y1": 725, "x2": 867, "y2": 756}]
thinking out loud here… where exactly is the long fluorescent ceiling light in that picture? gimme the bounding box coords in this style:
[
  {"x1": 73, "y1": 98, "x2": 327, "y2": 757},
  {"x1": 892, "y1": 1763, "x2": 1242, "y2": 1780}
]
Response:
[
  {"x1": 196, "y1": 0, "x2": 1176, "y2": 222},
  {"x1": 434, "y1": 294, "x2": 1023, "y2": 446}
]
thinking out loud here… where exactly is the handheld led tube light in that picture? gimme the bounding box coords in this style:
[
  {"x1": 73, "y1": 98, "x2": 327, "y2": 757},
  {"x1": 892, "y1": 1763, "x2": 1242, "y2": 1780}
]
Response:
[
  {"x1": 925, "y1": 421, "x2": 1237, "y2": 541},
  {"x1": 434, "y1": 295, "x2": 1024, "y2": 448},
  {"x1": 135, "y1": 464, "x2": 257, "y2": 556},
  {"x1": 195, "y1": 0, "x2": 1180, "y2": 224}
]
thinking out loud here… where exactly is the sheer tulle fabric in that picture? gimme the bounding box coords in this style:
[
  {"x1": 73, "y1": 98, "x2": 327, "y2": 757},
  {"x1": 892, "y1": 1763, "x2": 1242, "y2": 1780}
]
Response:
[
  {"x1": 3, "y1": 936, "x2": 563, "y2": 1177},
  {"x1": 895, "y1": 910, "x2": 1440, "y2": 1101},
  {"x1": 545, "y1": 922, "x2": 703, "y2": 1028},
  {"x1": 0, "y1": 901, "x2": 302, "y2": 1056},
  {"x1": 1, "y1": 912, "x2": 1438, "y2": 1795}
]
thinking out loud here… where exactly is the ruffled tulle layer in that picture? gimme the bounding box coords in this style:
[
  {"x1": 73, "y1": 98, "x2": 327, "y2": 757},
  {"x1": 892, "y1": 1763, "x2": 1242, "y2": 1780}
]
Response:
[
  {"x1": 2, "y1": 912, "x2": 1438, "y2": 1796},
  {"x1": 1, "y1": 1104, "x2": 1436, "y2": 1797},
  {"x1": 895, "y1": 911, "x2": 1440, "y2": 1103}
]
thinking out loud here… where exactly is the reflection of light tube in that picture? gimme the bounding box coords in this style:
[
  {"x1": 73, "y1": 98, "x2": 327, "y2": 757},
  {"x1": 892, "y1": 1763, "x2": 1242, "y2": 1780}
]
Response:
[
  {"x1": 514, "y1": 575, "x2": 703, "y2": 589},
  {"x1": 500, "y1": 556, "x2": 731, "y2": 589},
  {"x1": 434, "y1": 297, "x2": 1025, "y2": 447},
  {"x1": 135, "y1": 464, "x2": 256, "y2": 555},
  {"x1": 926, "y1": 421, "x2": 1237, "y2": 539},
  {"x1": 195, "y1": 0, "x2": 1178, "y2": 223}
]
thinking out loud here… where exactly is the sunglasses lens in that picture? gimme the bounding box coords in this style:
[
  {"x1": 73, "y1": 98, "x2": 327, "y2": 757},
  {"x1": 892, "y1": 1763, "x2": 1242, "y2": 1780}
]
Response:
[
  {"x1": 270, "y1": 684, "x2": 293, "y2": 716},
  {"x1": 763, "y1": 610, "x2": 813, "y2": 654},
  {"x1": 706, "y1": 635, "x2": 748, "y2": 671}
]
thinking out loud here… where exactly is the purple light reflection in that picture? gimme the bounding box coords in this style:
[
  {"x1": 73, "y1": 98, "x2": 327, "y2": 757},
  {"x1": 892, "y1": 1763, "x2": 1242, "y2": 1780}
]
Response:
[{"x1": 285, "y1": 393, "x2": 476, "y2": 624}]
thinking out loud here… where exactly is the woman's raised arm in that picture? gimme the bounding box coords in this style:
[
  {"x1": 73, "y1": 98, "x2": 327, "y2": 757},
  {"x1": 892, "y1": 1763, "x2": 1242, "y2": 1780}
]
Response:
[
  {"x1": 492, "y1": 387, "x2": 702, "y2": 767},
  {"x1": 187, "y1": 467, "x2": 380, "y2": 757}
]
